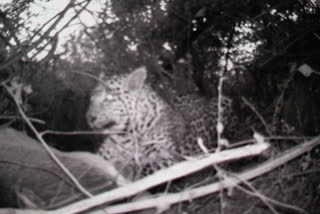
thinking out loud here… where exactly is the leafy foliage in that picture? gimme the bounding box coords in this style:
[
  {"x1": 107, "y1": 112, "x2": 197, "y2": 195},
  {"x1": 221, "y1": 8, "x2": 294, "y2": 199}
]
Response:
[{"x1": 60, "y1": 0, "x2": 320, "y2": 135}]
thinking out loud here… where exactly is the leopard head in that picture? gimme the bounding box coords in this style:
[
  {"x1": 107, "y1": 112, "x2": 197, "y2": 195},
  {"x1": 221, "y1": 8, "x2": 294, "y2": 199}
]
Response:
[{"x1": 86, "y1": 67, "x2": 148, "y2": 133}]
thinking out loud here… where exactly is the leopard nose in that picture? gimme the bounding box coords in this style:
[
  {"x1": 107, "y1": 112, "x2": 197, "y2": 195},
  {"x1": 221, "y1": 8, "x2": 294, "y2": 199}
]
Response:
[{"x1": 87, "y1": 115, "x2": 97, "y2": 126}]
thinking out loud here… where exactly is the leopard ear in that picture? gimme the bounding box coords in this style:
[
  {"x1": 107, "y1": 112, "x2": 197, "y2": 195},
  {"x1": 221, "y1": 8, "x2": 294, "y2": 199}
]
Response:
[
  {"x1": 127, "y1": 66, "x2": 147, "y2": 91},
  {"x1": 98, "y1": 72, "x2": 105, "y2": 80}
]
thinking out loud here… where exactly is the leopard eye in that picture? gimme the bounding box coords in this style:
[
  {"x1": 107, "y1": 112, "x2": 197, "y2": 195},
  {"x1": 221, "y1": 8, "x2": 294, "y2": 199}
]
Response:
[{"x1": 106, "y1": 94, "x2": 114, "y2": 101}]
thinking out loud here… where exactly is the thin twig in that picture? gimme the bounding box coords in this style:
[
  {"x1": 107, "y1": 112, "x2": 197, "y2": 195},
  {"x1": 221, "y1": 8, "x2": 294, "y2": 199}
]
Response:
[
  {"x1": 70, "y1": 70, "x2": 105, "y2": 85},
  {"x1": 216, "y1": 30, "x2": 235, "y2": 212},
  {"x1": 272, "y1": 63, "x2": 296, "y2": 128},
  {"x1": 0, "y1": 0, "x2": 78, "y2": 70},
  {"x1": 0, "y1": 115, "x2": 45, "y2": 124},
  {"x1": 235, "y1": 181, "x2": 306, "y2": 214},
  {"x1": 31, "y1": 0, "x2": 92, "y2": 61},
  {"x1": 77, "y1": 135, "x2": 317, "y2": 214},
  {"x1": 54, "y1": 142, "x2": 269, "y2": 214},
  {"x1": 216, "y1": 75, "x2": 226, "y2": 150},
  {"x1": 229, "y1": 135, "x2": 312, "y2": 148},
  {"x1": 40, "y1": 129, "x2": 125, "y2": 137},
  {"x1": 226, "y1": 169, "x2": 279, "y2": 214},
  {"x1": 1, "y1": 135, "x2": 318, "y2": 214},
  {"x1": 2, "y1": 84, "x2": 92, "y2": 198},
  {"x1": 242, "y1": 97, "x2": 272, "y2": 135},
  {"x1": 286, "y1": 168, "x2": 320, "y2": 177}
]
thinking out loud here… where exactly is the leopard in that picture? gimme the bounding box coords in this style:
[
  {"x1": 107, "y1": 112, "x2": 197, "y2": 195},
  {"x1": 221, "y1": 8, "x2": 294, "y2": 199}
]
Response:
[{"x1": 86, "y1": 67, "x2": 235, "y2": 180}]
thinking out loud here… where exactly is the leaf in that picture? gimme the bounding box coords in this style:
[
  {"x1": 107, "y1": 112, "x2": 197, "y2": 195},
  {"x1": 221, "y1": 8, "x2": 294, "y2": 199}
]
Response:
[{"x1": 298, "y1": 64, "x2": 314, "y2": 77}]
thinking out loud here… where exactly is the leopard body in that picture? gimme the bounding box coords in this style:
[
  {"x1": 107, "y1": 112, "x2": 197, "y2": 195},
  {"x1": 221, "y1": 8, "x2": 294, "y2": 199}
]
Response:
[{"x1": 86, "y1": 67, "x2": 234, "y2": 179}]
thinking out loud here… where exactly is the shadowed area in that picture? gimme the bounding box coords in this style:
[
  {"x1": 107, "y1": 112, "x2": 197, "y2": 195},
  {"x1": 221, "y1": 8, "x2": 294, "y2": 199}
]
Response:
[{"x1": 0, "y1": 128, "x2": 119, "y2": 209}]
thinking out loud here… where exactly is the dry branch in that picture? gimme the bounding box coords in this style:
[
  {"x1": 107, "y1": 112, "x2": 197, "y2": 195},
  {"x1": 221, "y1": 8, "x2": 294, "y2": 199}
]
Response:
[
  {"x1": 2, "y1": 83, "x2": 92, "y2": 198},
  {"x1": 0, "y1": 115, "x2": 45, "y2": 124},
  {"x1": 242, "y1": 97, "x2": 272, "y2": 135},
  {"x1": 78, "y1": 135, "x2": 318, "y2": 214},
  {"x1": 40, "y1": 129, "x2": 124, "y2": 137},
  {"x1": 53, "y1": 142, "x2": 269, "y2": 214},
  {"x1": 0, "y1": 0, "x2": 92, "y2": 70},
  {"x1": 1, "y1": 135, "x2": 318, "y2": 214}
]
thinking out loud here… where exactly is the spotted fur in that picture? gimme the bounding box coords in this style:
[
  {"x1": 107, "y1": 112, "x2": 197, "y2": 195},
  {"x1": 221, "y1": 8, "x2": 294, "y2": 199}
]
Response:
[{"x1": 87, "y1": 67, "x2": 235, "y2": 179}]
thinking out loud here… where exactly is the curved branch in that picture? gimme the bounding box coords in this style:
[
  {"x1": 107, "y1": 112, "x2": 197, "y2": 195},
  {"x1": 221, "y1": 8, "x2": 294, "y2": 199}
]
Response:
[{"x1": 0, "y1": 0, "x2": 78, "y2": 70}]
